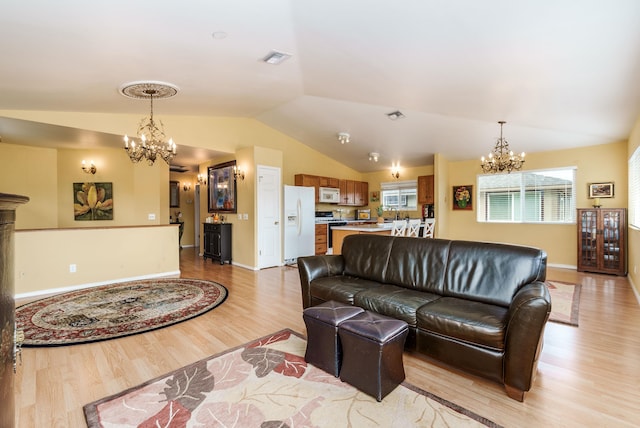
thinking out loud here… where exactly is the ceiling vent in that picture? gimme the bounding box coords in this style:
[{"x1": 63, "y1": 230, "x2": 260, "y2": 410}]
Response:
[
  {"x1": 386, "y1": 110, "x2": 405, "y2": 120},
  {"x1": 262, "y1": 50, "x2": 292, "y2": 65}
]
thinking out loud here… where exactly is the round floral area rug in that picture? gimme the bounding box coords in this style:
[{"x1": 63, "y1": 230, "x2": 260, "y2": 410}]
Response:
[{"x1": 16, "y1": 278, "x2": 228, "y2": 347}]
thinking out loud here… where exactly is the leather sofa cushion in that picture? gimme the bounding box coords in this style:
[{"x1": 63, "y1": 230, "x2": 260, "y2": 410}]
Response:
[
  {"x1": 444, "y1": 241, "x2": 547, "y2": 307},
  {"x1": 354, "y1": 284, "x2": 440, "y2": 327},
  {"x1": 384, "y1": 237, "x2": 449, "y2": 294},
  {"x1": 342, "y1": 234, "x2": 395, "y2": 283},
  {"x1": 310, "y1": 276, "x2": 382, "y2": 305},
  {"x1": 416, "y1": 297, "x2": 508, "y2": 351}
]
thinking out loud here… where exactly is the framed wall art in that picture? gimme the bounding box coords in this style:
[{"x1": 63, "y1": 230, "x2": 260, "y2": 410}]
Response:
[
  {"x1": 74, "y1": 182, "x2": 113, "y2": 221},
  {"x1": 588, "y1": 182, "x2": 614, "y2": 198},
  {"x1": 208, "y1": 160, "x2": 237, "y2": 213},
  {"x1": 452, "y1": 185, "x2": 472, "y2": 210}
]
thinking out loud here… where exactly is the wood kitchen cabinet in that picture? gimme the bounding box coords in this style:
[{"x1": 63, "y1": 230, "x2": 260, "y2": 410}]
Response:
[
  {"x1": 295, "y1": 174, "x2": 320, "y2": 203},
  {"x1": 315, "y1": 223, "x2": 327, "y2": 255},
  {"x1": 338, "y1": 179, "x2": 368, "y2": 207},
  {"x1": 577, "y1": 208, "x2": 626, "y2": 275},
  {"x1": 417, "y1": 175, "x2": 434, "y2": 205},
  {"x1": 318, "y1": 176, "x2": 339, "y2": 188}
]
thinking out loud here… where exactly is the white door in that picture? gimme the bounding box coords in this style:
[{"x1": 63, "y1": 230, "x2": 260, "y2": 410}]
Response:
[{"x1": 257, "y1": 165, "x2": 281, "y2": 269}]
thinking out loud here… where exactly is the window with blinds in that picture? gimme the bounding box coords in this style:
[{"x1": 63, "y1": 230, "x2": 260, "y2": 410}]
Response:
[
  {"x1": 477, "y1": 167, "x2": 576, "y2": 223},
  {"x1": 380, "y1": 180, "x2": 417, "y2": 209},
  {"x1": 629, "y1": 146, "x2": 640, "y2": 228}
]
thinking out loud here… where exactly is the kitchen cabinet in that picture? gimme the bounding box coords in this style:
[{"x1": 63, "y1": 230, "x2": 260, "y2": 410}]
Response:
[
  {"x1": 355, "y1": 181, "x2": 368, "y2": 206},
  {"x1": 315, "y1": 223, "x2": 327, "y2": 255},
  {"x1": 203, "y1": 223, "x2": 232, "y2": 264},
  {"x1": 577, "y1": 208, "x2": 626, "y2": 275},
  {"x1": 338, "y1": 179, "x2": 368, "y2": 207},
  {"x1": 417, "y1": 175, "x2": 434, "y2": 205},
  {"x1": 294, "y1": 174, "x2": 320, "y2": 203},
  {"x1": 318, "y1": 176, "x2": 339, "y2": 188}
]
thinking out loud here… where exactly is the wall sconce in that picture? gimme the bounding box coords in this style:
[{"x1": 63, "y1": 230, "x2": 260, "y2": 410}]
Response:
[
  {"x1": 197, "y1": 174, "x2": 207, "y2": 186},
  {"x1": 81, "y1": 160, "x2": 96, "y2": 174},
  {"x1": 391, "y1": 163, "x2": 400, "y2": 179},
  {"x1": 182, "y1": 182, "x2": 191, "y2": 192},
  {"x1": 234, "y1": 165, "x2": 245, "y2": 181}
]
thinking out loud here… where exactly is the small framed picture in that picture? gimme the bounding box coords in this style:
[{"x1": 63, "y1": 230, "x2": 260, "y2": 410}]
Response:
[
  {"x1": 452, "y1": 185, "x2": 473, "y2": 210},
  {"x1": 588, "y1": 182, "x2": 614, "y2": 198}
]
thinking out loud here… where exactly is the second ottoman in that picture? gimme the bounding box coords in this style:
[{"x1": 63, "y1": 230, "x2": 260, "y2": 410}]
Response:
[
  {"x1": 303, "y1": 300, "x2": 364, "y2": 376},
  {"x1": 338, "y1": 311, "x2": 408, "y2": 401}
]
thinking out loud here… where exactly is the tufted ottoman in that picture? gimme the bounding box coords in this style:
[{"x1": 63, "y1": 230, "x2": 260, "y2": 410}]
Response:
[
  {"x1": 303, "y1": 300, "x2": 365, "y2": 376},
  {"x1": 338, "y1": 311, "x2": 408, "y2": 401}
]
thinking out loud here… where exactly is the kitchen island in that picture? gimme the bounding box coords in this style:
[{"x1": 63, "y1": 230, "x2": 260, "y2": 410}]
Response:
[{"x1": 331, "y1": 223, "x2": 393, "y2": 255}]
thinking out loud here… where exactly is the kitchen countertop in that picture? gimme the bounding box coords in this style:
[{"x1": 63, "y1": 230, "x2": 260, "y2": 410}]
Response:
[{"x1": 331, "y1": 223, "x2": 393, "y2": 231}]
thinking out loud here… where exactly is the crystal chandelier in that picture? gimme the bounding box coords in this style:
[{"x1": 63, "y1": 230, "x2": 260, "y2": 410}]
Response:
[
  {"x1": 120, "y1": 81, "x2": 178, "y2": 166},
  {"x1": 480, "y1": 121, "x2": 525, "y2": 174}
]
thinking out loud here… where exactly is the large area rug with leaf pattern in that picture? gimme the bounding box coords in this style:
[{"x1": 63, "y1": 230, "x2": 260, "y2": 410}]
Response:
[
  {"x1": 83, "y1": 329, "x2": 500, "y2": 427},
  {"x1": 16, "y1": 278, "x2": 228, "y2": 346}
]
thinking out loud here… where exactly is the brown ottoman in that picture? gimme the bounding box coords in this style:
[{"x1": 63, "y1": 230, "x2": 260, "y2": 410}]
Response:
[
  {"x1": 303, "y1": 300, "x2": 365, "y2": 376},
  {"x1": 338, "y1": 311, "x2": 408, "y2": 401}
]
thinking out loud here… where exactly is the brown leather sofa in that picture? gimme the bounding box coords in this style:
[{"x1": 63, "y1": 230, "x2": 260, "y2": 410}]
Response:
[{"x1": 297, "y1": 234, "x2": 551, "y2": 401}]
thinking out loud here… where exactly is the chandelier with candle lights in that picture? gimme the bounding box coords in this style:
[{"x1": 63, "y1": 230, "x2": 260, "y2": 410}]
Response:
[
  {"x1": 120, "y1": 81, "x2": 178, "y2": 166},
  {"x1": 480, "y1": 121, "x2": 525, "y2": 174}
]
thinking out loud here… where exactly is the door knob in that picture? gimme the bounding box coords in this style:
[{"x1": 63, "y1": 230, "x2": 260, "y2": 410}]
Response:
[{"x1": 274, "y1": 221, "x2": 279, "y2": 225}]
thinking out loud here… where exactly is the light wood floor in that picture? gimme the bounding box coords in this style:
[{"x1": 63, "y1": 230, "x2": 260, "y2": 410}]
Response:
[{"x1": 14, "y1": 248, "x2": 640, "y2": 427}]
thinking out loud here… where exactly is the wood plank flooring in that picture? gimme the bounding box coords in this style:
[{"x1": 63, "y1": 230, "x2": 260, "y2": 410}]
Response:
[{"x1": 14, "y1": 248, "x2": 640, "y2": 427}]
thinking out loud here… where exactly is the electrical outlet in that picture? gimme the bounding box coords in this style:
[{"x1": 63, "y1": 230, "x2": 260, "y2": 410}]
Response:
[
  {"x1": 69, "y1": 264, "x2": 77, "y2": 273},
  {"x1": 148, "y1": 213, "x2": 156, "y2": 220}
]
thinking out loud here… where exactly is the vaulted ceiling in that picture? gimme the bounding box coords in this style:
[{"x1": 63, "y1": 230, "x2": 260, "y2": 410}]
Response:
[{"x1": 1, "y1": 0, "x2": 640, "y2": 173}]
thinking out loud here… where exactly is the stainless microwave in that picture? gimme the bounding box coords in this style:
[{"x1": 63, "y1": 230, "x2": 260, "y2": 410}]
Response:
[{"x1": 318, "y1": 187, "x2": 340, "y2": 203}]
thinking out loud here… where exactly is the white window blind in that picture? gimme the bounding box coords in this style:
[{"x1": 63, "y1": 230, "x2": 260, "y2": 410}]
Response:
[
  {"x1": 629, "y1": 147, "x2": 640, "y2": 228},
  {"x1": 477, "y1": 167, "x2": 576, "y2": 223}
]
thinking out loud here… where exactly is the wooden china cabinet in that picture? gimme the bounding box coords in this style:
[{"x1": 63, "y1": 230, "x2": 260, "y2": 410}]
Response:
[{"x1": 577, "y1": 208, "x2": 627, "y2": 275}]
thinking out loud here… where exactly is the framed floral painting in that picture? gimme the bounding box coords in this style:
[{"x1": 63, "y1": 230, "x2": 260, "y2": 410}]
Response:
[
  {"x1": 452, "y1": 185, "x2": 472, "y2": 210},
  {"x1": 74, "y1": 182, "x2": 113, "y2": 220}
]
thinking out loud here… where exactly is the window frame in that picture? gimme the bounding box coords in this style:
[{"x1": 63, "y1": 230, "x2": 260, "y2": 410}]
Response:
[{"x1": 476, "y1": 167, "x2": 577, "y2": 224}]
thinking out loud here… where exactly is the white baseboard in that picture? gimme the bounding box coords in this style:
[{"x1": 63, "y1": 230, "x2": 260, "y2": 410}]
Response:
[
  {"x1": 15, "y1": 270, "x2": 181, "y2": 300},
  {"x1": 547, "y1": 263, "x2": 577, "y2": 270}
]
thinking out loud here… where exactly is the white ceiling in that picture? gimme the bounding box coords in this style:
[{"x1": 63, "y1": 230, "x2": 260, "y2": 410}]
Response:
[{"x1": 1, "y1": 0, "x2": 640, "y2": 173}]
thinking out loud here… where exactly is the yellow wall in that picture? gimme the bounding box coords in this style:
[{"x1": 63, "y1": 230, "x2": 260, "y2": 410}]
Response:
[
  {"x1": 0, "y1": 143, "x2": 58, "y2": 229},
  {"x1": 627, "y1": 116, "x2": 640, "y2": 296},
  {"x1": 15, "y1": 226, "x2": 179, "y2": 296},
  {"x1": 443, "y1": 141, "x2": 628, "y2": 267}
]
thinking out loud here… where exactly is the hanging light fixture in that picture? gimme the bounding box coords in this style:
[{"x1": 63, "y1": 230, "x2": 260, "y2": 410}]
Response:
[
  {"x1": 480, "y1": 121, "x2": 525, "y2": 174},
  {"x1": 120, "y1": 81, "x2": 178, "y2": 166}
]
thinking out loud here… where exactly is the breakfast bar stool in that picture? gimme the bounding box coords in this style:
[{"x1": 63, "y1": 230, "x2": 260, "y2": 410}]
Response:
[
  {"x1": 303, "y1": 300, "x2": 364, "y2": 376},
  {"x1": 338, "y1": 311, "x2": 408, "y2": 401}
]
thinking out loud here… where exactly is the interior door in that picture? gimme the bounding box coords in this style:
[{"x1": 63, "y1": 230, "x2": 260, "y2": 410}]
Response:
[
  {"x1": 194, "y1": 184, "x2": 201, "y2": 251},
  {"x1": 257, "y1": 165, "x2": 282, "y2": 269}
]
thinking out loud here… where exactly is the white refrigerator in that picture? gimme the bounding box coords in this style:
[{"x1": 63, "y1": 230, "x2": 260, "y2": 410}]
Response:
[{"x1": 284, "y1": 185, "x2": 315, "y2": 265}]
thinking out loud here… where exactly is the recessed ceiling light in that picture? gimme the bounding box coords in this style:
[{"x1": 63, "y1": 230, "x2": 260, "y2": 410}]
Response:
[
  {"x1": 387, "y1": 110, "x2": 405, "y2": 120},
  {"x1": 211, "y1": 31, "x2": 228, "y2": 40},
  {"x1": 262, "y1": 50, "x2": 292, "y2": 65}
]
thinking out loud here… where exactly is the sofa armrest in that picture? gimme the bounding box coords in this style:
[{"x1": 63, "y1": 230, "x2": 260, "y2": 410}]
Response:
[
  {"x1": 297, "y1": 255, "x2": 345, "y2": 308},
  {"x1": 504, "y1": 281, "x2": 552, "y2": 396}
]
